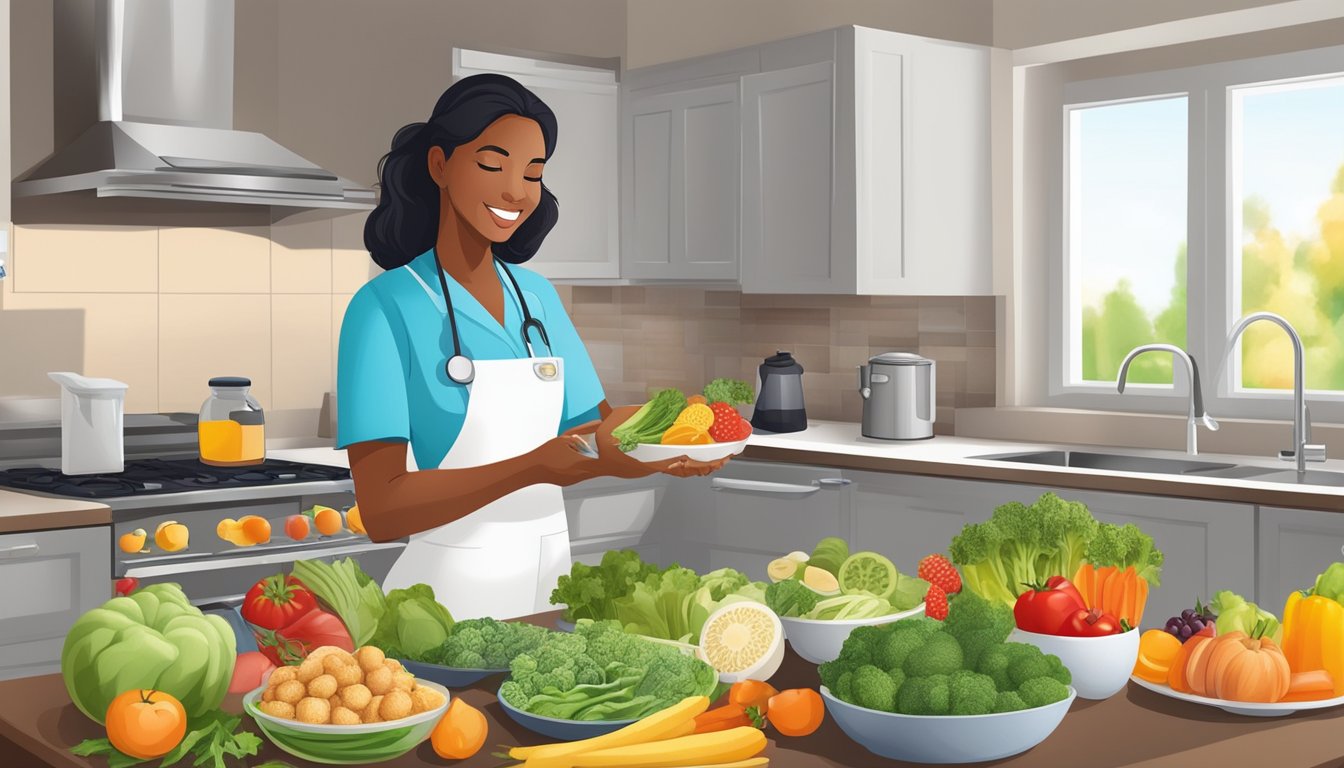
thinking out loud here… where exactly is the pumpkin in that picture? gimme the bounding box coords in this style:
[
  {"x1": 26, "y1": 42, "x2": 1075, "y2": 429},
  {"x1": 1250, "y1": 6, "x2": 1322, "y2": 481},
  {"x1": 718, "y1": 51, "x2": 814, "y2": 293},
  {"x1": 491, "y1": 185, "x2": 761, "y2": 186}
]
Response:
[
  {"x1": 1208, "y1": 620, "x2": 1291, "y2": 703},
  {"x1": 1168, "y1": 624, "x2": 1215, "y2": 694},
  {"x1": 1185, "y1": 627, "x2": 1227, "y2": 697}
]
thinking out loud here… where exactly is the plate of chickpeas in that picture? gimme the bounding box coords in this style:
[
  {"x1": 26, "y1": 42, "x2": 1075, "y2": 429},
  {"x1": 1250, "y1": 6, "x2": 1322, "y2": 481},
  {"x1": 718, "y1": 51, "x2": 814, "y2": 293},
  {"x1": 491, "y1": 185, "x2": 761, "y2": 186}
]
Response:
[{"x1": 243, "y1": 645, "x2": 451, "y2": 764}]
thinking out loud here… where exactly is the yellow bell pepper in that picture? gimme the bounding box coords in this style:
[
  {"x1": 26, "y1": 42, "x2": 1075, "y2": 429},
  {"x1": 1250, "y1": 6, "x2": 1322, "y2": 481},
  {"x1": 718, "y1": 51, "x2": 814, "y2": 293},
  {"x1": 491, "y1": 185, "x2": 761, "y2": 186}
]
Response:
[{"x1": 1281, "y1": 591, "x2": 1344, "y2": 696}]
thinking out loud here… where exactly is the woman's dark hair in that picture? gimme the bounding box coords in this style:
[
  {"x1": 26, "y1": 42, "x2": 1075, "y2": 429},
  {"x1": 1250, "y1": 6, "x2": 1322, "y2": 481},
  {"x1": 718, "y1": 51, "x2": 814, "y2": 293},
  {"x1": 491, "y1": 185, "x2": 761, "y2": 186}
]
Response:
[{"x1": 364, "y1": 74, "x2": 559, "y2": 269}]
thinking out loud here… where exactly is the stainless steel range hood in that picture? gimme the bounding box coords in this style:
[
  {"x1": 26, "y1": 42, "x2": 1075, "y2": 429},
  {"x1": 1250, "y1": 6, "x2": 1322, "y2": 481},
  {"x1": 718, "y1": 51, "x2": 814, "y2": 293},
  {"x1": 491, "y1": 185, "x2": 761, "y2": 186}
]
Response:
[{"x1": 13, "y1": 0, "x2": 375, "y2": 210}]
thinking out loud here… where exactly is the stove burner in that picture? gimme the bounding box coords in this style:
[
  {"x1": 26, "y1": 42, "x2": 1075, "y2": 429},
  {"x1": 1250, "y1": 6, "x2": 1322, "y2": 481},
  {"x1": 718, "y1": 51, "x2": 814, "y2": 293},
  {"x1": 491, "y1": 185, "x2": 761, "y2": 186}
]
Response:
[{"x1": 0, "y1": 458, "x2": 351, "y2": 499}]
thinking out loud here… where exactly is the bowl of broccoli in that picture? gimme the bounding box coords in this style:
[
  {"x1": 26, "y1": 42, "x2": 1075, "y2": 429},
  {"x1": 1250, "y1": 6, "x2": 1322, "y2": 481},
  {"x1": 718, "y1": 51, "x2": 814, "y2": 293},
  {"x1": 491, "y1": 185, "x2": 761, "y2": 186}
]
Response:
[
  {"x1": 816, "y1": 592, "x2": 1077, "y2": 763},
  {"x1": 1009, "y1": 626, "x2": 1140, "y2": 700},
  {"x1": 397, "y1": 618, "x2": 550, "y2": 688},
  {"x1": 780, "y1": 603, "x2": 926, "y2": 665}
]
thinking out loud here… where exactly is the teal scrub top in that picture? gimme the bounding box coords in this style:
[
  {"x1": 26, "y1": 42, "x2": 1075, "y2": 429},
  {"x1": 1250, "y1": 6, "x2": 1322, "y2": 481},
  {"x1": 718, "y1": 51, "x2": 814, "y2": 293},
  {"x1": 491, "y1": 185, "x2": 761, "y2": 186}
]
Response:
[{"x1": 336, "y1": 249, "x2": 605, "y2": 470}]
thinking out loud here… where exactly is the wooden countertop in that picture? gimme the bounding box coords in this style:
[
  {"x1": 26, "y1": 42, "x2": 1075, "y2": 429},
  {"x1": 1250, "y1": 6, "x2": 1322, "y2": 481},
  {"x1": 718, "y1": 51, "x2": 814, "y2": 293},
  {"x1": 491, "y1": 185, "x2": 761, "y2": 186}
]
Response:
[
  {"x1": 0, "y1": 489, "x2": 111, "y2": 534},
  {"x1": 5, "y1": 612, "x2": 1344, "y2": 768}
]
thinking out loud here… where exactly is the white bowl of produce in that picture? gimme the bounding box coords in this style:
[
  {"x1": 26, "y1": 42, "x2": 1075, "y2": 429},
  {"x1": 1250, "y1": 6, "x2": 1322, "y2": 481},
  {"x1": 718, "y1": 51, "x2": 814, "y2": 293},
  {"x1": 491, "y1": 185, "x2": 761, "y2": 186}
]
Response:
[
  {"x1": 821, "y1": 684, "x2": 1076, "y2": 764},
  {"x1": 625, "y1": 437, "x2": 750, "y2": 464},
  {"x1": 1009, "y1": 627, "x2": 1140, "y2": 700},
  {"x1": 781, "y1": 604, "x2": 926, "y2": 665}
]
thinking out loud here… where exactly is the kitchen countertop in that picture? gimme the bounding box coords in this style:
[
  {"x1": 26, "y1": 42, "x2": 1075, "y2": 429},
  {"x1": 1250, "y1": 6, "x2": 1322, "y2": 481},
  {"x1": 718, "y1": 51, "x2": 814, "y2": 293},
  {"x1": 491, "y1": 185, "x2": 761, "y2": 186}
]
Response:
[
  {"x1": 5, "y1": 610, "x2": 1344, "y2": 768},
  {"x1": 272, "y1": 422, "x2": 1344, "y2": 511},
  {"x1": 0, "y1": 489, "x2": 110, "y2": 534}
]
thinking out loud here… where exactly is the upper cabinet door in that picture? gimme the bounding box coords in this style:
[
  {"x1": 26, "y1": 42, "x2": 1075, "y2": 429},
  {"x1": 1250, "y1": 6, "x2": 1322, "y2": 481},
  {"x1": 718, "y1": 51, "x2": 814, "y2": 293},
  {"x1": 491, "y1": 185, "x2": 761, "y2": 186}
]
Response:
[
  {"x1": 740, "y1": 60, "x2": 853, "y2": 294},
  {"x1": 621, "y1": 84, "x2": 740, "y2": 281}
]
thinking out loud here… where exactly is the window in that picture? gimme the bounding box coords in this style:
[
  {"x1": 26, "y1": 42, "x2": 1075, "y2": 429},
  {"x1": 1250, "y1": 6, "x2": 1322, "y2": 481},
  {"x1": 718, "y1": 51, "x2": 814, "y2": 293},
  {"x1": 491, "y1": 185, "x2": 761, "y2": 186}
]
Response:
[{"x1": 1050, "y1": 45, "x2": 1344, "y2": 420}]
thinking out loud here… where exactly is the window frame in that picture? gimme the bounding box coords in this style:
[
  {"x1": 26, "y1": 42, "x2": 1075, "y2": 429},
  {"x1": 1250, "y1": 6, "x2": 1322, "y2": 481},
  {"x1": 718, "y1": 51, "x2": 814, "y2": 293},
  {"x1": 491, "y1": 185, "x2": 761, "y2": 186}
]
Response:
[{"x1": 1046, "y1": 44, "x2": 1344, "y2": 424}]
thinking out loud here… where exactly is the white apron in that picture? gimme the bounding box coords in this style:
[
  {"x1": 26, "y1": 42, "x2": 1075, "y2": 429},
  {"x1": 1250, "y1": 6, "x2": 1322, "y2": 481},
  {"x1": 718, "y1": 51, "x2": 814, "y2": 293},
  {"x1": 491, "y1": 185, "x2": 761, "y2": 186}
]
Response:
[{"x1": 381, "y1": 270, "x2": 572, "y2": 621}]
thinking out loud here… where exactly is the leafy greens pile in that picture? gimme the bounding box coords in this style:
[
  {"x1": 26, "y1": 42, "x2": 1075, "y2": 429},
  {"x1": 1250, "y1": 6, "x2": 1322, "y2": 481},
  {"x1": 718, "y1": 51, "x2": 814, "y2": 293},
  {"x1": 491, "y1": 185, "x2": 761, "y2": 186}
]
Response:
[
  {"x1": 765, "y1": 573, "x2": 928, "y2": 620},
  {"x1": 550, "y1": 550, "x2": 766, "y2": 643},
  {"x1": 370, "y1": 584, "x2": 456, "y2": 660},
  {"x1": 416, "y1": 617, "x2": 551, "y2": 669},
  {"x1": 948, "y1": 492, "x2": 1163, "y2": 608},
  {"x1": 499, "y1": 620, "x2": 719, "y2": 721},
  {"x1": 291, "y1": 558, "x2": 386, "y2": 647}
]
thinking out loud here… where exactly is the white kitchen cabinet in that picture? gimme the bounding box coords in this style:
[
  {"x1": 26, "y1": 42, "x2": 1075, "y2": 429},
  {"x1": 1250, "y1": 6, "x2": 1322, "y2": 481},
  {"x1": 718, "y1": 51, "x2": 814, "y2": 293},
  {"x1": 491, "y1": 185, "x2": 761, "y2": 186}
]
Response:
[
  {"x1": 0, "y1": 526, "x2": 111, "y2": 680},
  {"x1": 621, "y1": 84, "x2": 740, "y2": 281},
  {"x1": 845, "y1": 472, "x2": 996, "y2": 575},
  {"x1": 1257, "y1": 506, "x2": 1344, "y2": 612},
  {"x1": 563, "y1": 475, "x2": 669, "y2": 559},
  {"x1": 739, "y1": 27, "x2": 993, "y2": 295}
]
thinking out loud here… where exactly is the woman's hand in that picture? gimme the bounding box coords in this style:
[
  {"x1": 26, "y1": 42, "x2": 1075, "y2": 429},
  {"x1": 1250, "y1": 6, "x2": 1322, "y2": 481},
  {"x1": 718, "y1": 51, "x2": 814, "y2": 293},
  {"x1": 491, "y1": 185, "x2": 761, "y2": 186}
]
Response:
[{"x1": 581, "y1": 405, "x2": 730, "y2": 480}]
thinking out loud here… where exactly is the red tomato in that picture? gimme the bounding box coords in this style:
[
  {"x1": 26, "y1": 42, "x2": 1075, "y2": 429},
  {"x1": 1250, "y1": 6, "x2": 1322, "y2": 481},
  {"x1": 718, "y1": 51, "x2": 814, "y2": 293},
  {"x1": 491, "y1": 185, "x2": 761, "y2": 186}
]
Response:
[
  {"x1": 241, "y1": 573, "x2": 318, "y2": 631},
  {"x1": 1014, "y1": 582, "x2": 1086, "y2": 634},
  {"x1": 1045, "y1": 576, "x2": 1087, "y2": 609},
  {"x1": 253, "y1": 608, "x2": 353, "y2": 666},
  {"x1": 1062, "y1": 608, "x2": 1122, "y2": 637}
]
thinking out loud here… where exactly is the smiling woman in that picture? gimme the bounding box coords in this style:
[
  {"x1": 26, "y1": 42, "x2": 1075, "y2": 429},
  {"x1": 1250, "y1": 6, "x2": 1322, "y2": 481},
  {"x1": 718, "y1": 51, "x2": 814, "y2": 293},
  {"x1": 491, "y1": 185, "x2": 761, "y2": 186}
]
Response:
[{"x1": 337, "y1": 75, "x2": 726, "y2": 623}]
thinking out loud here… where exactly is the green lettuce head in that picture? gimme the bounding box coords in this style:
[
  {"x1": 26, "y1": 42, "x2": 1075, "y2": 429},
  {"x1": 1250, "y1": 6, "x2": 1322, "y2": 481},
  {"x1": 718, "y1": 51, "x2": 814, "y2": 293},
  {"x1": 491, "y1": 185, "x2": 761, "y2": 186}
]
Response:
[{"x1": 61, "y1": 583, "x2": 237, "y2": 724}]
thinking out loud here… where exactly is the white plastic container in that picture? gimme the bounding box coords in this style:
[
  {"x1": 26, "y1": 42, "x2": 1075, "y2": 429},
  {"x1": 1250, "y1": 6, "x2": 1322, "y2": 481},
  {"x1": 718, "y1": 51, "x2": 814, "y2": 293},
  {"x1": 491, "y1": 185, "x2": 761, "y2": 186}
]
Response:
[{"x1": 48, "y1": 372, "x2": 128, "y2": 475}]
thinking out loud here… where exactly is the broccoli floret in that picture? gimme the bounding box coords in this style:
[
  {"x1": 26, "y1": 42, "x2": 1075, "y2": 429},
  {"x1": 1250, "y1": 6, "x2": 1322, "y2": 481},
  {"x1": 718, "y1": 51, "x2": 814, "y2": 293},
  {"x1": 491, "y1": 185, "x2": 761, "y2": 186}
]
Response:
[
  {"x1": 941, "y1": 592, "x2": 1015, "y2": 668},
  {"x1": 1087, "y1": 521, "x2": 1163, "y2": 586},
  {"x1": 949, "y1": 670, "x2": 997, "y2": 716},
  {"x1": 977, "y1": 642, "x2": 1037, "y2": 692},
  {"x1": 1018, "y1": 677, "x2": 1070, "y2": 708},
  {"x1": 872, "y1": 626, "x2": 931, "y2": 670},
  {"x1": 1045, "y1": 654, "x2": 1072, "y2": 686},
  {"x1": 818, "y1": 658, "x2": 848, "y2": 691},
  {"x1": 834, "y1": 671, "x2": 855, "y2": 702},
  {"x1": 886, "y1": 667, "x2": 907, "y2": 699},
  {"x1": 499, "y1": 680, "x2": 528, "y2": 708},
  {"x1": 892, "y1": 616, "x2": 945, "y2": 637},
  {"x1": 993, "y1": 691, "x2": 1029, "y2": 713},
  {"x1": 896, "y1": 674, "x2": 951, "y2": 715},
  {"x1": 1006, "y1": 646, "x2": 1051, "y2": 689},
  {"x1": 851, "y1": 665, "x2": 898, "y2": 712},
  {"x1": 765, "y1": 580, "x2": 820, "y2": 617},
  {"x1": 902, "y1": 632, "x2": 963, "y2": 677},
  {"x1": 834, "y1": 639, "x2": 875, "y2": 670}
]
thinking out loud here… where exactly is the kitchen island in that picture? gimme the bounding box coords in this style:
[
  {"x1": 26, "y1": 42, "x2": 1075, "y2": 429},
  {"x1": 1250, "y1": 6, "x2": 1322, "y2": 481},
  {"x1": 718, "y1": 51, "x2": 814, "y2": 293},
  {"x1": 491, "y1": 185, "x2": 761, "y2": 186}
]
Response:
[{"x1": 4, "y1": 612, "x2": 1343, "y2": 768}]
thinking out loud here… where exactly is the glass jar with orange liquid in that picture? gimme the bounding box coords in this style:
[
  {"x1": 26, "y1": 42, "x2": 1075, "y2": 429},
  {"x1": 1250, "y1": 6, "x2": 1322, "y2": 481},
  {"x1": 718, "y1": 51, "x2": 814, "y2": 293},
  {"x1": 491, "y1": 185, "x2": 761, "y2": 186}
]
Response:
[{"x1": 198, "y1": 377, "x2": 266, "y2": 466}]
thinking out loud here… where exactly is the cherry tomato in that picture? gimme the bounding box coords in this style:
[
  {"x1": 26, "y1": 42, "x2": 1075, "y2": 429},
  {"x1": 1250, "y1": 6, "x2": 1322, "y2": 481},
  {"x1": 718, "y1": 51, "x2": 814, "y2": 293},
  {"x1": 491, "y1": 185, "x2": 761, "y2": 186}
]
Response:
[
  {"x1": 1045, "y1": 576, "x2": 1087, "y2": 609},
  {"x1": 1014, "y1": 581, "x2": 1086, "y2": 634},
  {"x1": 766, "y1": 689, "x2": 825, "y2": 737},
  {"x1": 1062, "y1": 608, "x2": 1123, "y2": 637}
]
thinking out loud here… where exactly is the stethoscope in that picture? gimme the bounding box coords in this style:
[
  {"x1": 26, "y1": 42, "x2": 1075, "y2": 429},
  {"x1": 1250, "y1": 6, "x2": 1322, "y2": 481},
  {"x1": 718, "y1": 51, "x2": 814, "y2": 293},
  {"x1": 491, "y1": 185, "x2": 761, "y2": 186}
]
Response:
[{"x1": 434, "y1": 251, "x2": 552, "y2": 385}]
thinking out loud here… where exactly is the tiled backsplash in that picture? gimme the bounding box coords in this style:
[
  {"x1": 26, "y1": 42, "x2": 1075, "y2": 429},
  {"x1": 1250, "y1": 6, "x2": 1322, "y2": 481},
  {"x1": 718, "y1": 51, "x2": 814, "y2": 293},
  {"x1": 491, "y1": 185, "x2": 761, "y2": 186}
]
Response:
[
  {"x1": 557, "y1": 286, "x2": 997, "y2": 434},
  {"x1": 0, "y1": 220, "x2": 995, "y2": 437}
]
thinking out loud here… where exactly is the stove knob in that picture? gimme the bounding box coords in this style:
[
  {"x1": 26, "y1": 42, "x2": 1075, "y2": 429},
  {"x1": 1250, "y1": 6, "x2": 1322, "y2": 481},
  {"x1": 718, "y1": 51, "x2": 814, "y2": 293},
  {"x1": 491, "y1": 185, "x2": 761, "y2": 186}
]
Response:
[{"x1": 278, "y1": 473, "x2": 297, "y2": 480}]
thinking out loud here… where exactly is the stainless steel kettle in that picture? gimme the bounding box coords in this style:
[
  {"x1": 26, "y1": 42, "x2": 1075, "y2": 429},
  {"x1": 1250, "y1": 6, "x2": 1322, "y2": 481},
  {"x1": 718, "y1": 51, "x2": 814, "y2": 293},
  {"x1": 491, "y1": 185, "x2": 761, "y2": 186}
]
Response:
[{"x1": 858, "y1": 352, "x2": 935, "y2": 440}]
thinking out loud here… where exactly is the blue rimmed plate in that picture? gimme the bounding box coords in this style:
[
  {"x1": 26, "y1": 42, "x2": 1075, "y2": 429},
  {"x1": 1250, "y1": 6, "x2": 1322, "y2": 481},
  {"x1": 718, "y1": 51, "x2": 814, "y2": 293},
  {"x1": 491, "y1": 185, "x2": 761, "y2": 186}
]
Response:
[
  {"x1": 496, "y1": 686, "x2": 636, "y2": 741},
  {"x1": 399, "y1": 658, "x2": 508, "y2": 688}
]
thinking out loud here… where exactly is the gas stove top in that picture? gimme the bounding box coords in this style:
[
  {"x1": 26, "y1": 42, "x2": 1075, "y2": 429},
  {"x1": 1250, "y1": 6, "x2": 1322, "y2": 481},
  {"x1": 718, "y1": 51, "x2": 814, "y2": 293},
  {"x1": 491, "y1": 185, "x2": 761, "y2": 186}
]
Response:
[{"x1": 0, "y1": 458, "x2": 351, "y2": 499}]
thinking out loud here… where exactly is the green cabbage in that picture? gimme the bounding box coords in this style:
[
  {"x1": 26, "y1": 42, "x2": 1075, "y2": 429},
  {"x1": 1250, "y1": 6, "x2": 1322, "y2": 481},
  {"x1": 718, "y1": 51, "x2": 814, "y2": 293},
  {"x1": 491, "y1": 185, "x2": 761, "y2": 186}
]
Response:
[
  {"x1": 61, "y1": 583, "x2": 237, "y2": 724},
  {"x1": 372, "y1": 584, "x2": 456, "y2": 659}
]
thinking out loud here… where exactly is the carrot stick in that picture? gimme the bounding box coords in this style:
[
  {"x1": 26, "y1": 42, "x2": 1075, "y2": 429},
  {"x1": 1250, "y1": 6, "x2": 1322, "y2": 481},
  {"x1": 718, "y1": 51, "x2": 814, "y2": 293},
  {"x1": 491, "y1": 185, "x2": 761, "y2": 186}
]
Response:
[
  {"x1": 1135, "y1": 577, "x2": 1149, "y2": 627},
  {"x1": 1073, "y1": 563, "x2": 1094, "y2": 610},
  {"x1": 1099, "y1": 566, "x2": 1121, "y2": 617}
]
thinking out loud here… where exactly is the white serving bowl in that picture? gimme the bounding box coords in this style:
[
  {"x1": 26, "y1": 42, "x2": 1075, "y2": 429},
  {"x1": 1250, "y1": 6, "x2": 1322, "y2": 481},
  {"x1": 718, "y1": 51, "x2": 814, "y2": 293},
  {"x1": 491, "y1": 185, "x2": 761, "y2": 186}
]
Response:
[
  {"x1": 821, "y1": 685, "x2": 1076, "y2": 764},
  {"x1": 625, "y1": 438, "x2": 749, "y2": 463},
  {"x1": 1010, "y1": 626, "x2": 1140, "y2": 700},
  {"x1": 780, "y1": 603, "x2": 926, "y2": 665}
]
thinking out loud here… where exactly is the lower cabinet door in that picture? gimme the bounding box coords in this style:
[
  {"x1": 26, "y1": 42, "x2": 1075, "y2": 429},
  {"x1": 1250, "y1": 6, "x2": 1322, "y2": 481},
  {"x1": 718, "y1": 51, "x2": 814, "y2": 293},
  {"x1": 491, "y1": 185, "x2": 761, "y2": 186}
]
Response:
[
  {"x1": 1258, "y1": 506, "x2": 1344, "y2": 612},
  {"x1": 846, "y1": 472, "x2": 999, "y2": 579}
]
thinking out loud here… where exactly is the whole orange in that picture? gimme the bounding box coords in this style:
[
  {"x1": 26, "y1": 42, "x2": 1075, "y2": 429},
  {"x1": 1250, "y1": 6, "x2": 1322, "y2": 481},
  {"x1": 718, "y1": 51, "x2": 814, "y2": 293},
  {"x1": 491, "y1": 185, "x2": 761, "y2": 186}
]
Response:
[
  {"x1": 105, "y1": 689, "x2": 186, "y2": 759},
  {"x1": 313, "y1": 507, "x2": 343, "y2": 536},
  {"x1": 431, "y1": 698, "x2": 487, "y2": 760},
  {"x1": 240, "y1": 515, "x2": 271, "y2": 545},
  {"x1": 284, "y1": 514, "x2": 310, "y2": 541}
]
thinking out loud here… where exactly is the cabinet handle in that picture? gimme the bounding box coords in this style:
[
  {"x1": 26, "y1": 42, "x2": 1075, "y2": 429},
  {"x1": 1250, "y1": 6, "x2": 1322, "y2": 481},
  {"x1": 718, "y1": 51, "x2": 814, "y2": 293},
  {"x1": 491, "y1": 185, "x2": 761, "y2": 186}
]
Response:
[
  {"x1": 0, "y1": 543, "x2": 39, "y2": 555},
  {"x1": 710, "y1": 478, "x2": 849, "y2": 495}
]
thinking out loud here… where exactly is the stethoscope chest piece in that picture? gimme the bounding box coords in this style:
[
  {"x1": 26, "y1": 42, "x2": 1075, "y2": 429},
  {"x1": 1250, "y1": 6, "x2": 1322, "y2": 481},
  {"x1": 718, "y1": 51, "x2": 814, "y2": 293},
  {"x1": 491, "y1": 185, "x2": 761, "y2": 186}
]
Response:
[{"x1": 446, "y1": 355, "x2": 475, "y2": 385}]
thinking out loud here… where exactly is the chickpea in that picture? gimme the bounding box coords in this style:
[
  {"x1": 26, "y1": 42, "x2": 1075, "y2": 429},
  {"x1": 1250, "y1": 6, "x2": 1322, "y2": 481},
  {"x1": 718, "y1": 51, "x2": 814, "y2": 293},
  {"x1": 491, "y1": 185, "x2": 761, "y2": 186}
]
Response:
[
  {"x1": 355, "y1": 646, "x2": 386, "y2": 673},
  {"x1": 361, "y1": 696, "x2": 384, "y2": 724},
  {"x1": 276, "y1": 680, "x2": 306, "y2": 705},
  {"x1": 295, "y1": 697, "x2": 332, "y2": 725},
  {"x1": 269, "y1": 666, "x2": 299, "y2": 685},
  {"x1": 307, "y1": 646, "x2": 343, "y2": 662},
  {"x1": 379, "y1": 690, "x2": 413, "y2": 721},
  {"x1": 392, "y1": 672, "x2": 415, "y2": 692},
  {"x1": 329, "y1": 693, "x2": 343, "y2": 710},
  {"x1": 307, "y1": 673, "x2": 338, "y2": 700},
  {"x1": 365, "y1": 666, "x2": 393, "y2": 696},
  {"x1": 262, "y1": 687, "x2": 276, "y2": 703},
  {"x1": 383, "y1": 659, "x2": 403, "y2": 674},
  {"x1": 322, "y1": 655, "x2": 348, "y2": 675},
  {"x1": 260, "y1": 701, "x2": 295, "y2": 720},
  {"x1": 333, "y1": 663, "x2": 363, "y2": 688},
  {"x1": 331, "y1": 706, "x2": 362, "y2": 726},
  {"x1": 296, "y1": 656, "x2": 324, "y2": 684},
  {"x1": 340, "y1": 684, "x2": 372, "y2": 712},
  {"x1": 410, "y1": 686, "x2": 444, "y2": 714}
]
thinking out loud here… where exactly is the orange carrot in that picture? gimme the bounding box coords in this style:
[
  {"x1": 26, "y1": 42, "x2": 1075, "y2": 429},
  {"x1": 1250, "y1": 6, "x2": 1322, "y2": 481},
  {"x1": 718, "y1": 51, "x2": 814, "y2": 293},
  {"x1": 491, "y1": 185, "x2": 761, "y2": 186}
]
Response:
[
  {"x1": 1281, "y1": 670, "x2": 1336, "y2": 702},
  {"x1": 1098, "y1": 566, "x2": 1122, "y2": 617},
  {"x1": 1134, "y1": 576, "x2": 1150, "y2": 627},
  {"x1": 1073, "y1": 563, "x2": 1095, "y2": 610}
]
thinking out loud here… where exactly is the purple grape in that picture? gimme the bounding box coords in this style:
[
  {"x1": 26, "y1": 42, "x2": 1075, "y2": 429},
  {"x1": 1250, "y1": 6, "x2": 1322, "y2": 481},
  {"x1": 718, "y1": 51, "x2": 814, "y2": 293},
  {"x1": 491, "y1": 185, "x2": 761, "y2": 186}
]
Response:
[
  {"x1": 1182, "y1": 609, "x2": 1195, "y2": 620},
  {"x1": 1180, "y1": 625, "x2": 1193, "y2": 638}
]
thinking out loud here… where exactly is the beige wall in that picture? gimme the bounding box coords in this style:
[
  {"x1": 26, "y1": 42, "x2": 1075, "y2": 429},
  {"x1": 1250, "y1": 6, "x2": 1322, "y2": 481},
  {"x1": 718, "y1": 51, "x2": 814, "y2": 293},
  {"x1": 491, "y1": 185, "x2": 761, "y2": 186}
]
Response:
[
  {"x1": 992, "y1": 0, "x2": 1305, "y2": 50},
  {"x1": 624, "y1": 0, "x2": 993, "y2": 69}
]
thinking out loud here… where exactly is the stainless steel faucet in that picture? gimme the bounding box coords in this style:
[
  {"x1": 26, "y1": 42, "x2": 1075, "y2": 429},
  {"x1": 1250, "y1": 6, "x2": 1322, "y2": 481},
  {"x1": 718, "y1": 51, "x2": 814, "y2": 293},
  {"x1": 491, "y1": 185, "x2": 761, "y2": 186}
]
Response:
[
  {"x1": 1117, "y1": 344, "x2": 1219, "y2": 456},
  {"x1": 1219, "y1": 311, "x2": 1326, "y2": 474}
]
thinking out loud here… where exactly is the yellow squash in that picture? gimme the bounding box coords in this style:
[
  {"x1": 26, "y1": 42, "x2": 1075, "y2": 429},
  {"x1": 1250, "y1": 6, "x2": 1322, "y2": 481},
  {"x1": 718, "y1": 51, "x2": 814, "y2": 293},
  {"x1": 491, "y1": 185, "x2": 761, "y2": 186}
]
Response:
[{"x1": 1281, "y1": 591, "x2": 1344, "y2": 696}]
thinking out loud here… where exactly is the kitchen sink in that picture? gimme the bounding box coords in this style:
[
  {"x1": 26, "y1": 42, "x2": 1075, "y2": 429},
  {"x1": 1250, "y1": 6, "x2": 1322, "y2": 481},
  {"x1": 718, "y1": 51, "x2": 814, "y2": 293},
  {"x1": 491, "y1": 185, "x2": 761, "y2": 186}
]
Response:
[
  {"x1": 971, "y1": 450, "x2": 1236, "y2": 476},
  {"x1": 1193, "y1": 466, "x2": 1344, "y2": 487}
]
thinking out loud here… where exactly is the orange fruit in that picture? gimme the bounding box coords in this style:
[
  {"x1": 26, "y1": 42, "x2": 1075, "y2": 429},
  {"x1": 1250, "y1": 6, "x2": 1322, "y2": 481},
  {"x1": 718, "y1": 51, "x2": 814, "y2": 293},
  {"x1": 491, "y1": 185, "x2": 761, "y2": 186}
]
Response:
[
  {"x1": 431, "y1": 699, "x2": 487, "y2": 760},
  {"x1": 153, "y1": 521, "x2": 189, "y2": 552},
  {"x1": 346, "y1": 505, "x2": 365, "y2": 535},
  {"x1": 285, "y1": 515, "x2": 310, "y2": 541},
  {"x1": 313, "y1": 506, "x2": 343, "y2": 536},
  {"x1": 119, "y1": 529, "x2": 148, "y2": 554},
  {"x1": 661, "y1": 424, "x2": 708, "y2": 445},
  {"x1": 105, "y1": 689, "x2": 186, "y2": 759},
  {"x1": 1138, "y1": 629, "x2": 1182, "y2": 669},
  {"x1": 239, "y1": 515, "x2": 271, "y2": 545}
]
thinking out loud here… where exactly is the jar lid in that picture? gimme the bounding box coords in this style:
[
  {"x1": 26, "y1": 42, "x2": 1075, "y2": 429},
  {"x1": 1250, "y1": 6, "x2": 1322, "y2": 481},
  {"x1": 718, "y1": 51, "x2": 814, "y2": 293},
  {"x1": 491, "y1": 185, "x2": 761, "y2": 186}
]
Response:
[
  {"x1": 869, "y1": 352, "x2": 932, "y2": 366},
  {"x1": 229, "y1": 409, "x2": 265, "y2": 425},
  {"x1": 209, "y1": 376, "x2": 251, "y2": 388}
]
